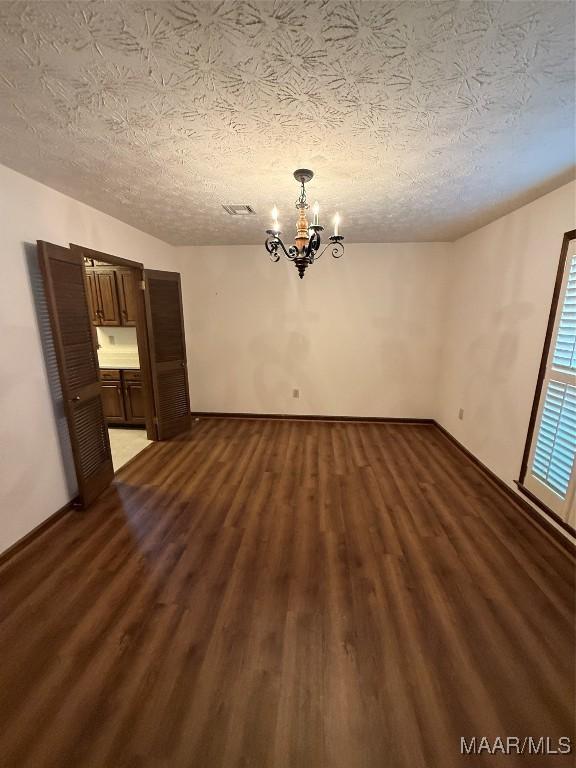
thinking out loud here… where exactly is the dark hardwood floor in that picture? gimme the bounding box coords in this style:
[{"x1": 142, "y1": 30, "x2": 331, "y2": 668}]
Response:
[{"x1": 0, "y1": 419, "x2": 574, "y2": 768}]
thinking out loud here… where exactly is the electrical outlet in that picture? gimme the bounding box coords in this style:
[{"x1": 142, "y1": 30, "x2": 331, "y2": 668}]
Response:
[
  {"x1": 458, "y1": 408, "x2": 464, "y2": 420},
  {"x1": 293, "y1": 388, "x2": 300, "y2": 399}
]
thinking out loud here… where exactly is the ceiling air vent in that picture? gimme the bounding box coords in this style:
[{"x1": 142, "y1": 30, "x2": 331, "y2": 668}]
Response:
[{"x1": 222, "y1": 204, "x2": 256, "y2": 216}]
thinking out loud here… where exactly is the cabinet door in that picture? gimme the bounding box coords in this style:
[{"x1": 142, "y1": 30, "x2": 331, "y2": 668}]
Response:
[
  {"x1": 117, "y1": 269, "x2": 138, "y2": 326},
  {"x1": 85, "y1": 269, "x2": 101, "y2": 326},
  {"x1": 101, "y1": 381, "x2": 126, "y2": 422},
  {"x1": 96, "y1": 269, "x2": 121, "y2": 326},
  {"x1": 124, "y1": 382, "x2": 146, "y2": 424}
]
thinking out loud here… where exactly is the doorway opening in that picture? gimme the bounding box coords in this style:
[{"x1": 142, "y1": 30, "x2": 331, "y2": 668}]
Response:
[
  {"x1": 38, "y1": 240, "x2": 191, "y2": 507},
  {"x1": 80, "y1": 249, "x2": 154, "y2": 471}
]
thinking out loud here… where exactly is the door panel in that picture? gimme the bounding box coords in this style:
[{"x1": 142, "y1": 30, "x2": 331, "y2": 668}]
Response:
[
  {"x1": 38, "y1": 241, "x2": 114, "y2": 505},
  {"x1": 73, "y1": 395, "x2": 111, "y2": 475},
  {"x1": 117, "y1": 269, "x2": 137, "y2": 326},
  {"x1": 157, "y1": 368, "x2": 188, "y2": 428},
  {"x1": 101, "y1": 381, "x2": 126, "y2": 422},
  {"x1": 144, "y1": 270, "x2": 190, "y2": 439},
  {"x1": 96, "y1": 269, "x2": 120, "y2": 326}
]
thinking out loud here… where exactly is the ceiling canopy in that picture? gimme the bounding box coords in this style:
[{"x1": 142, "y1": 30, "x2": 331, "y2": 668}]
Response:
[{"x1": 0, "y1": 1, "x2": 574, "y2": 244}]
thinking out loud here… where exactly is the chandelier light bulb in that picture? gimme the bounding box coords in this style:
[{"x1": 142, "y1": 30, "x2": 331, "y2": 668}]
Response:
[
  {"x1": 271, "y1": 205, "x2": 280, "y2": 232},
  {"x1": 333, "y1": 213, "x2": 340, "y2": 237},
  {"x1": 313, "y1": 201, "x2": 320, "y2": 226}
]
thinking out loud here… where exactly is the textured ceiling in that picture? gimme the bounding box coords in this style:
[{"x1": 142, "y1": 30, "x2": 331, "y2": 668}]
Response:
[{"x1": 0, "y1": 1, "x2": 574, "y2": 245}]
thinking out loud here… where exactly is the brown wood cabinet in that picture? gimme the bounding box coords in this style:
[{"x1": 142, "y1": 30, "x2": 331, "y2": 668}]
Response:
[
  {"x1": 116, "y1": 269, "x2": 138, "y2": 326},
  {"x1": 100, "y1": 369, "x2": 145, "y2": 425},
  {"x1": 85, "y1": 270, "x2": 101, "y2": 325},
  {"x1": 124, "y1": 381, "x2": 145, "y2": 423},
  {"x1": 101, "y1": 380, "x2": 126, "y2": 423},
  {"x1": 96, "y1": 269, "x2": 121, "y2": 325},
  {"x1": 86, "y1": 266, "x2": 137, "y2": 327}
]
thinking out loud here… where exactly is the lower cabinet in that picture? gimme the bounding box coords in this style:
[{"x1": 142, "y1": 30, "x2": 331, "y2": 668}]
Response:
[
  {"x1": 101, "y1": 380, "x2": 126, "y2": 423},
  {"x1": 124, "y1": 381, "x2": 145, "y2": 424},
  {"x1": 100, "y1": 369, "x2": 145, "y2": 425}
]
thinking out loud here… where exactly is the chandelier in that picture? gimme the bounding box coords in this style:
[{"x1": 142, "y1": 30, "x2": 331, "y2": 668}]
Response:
[{"x1": 265, "y1": 169, "x2": 344, "y2": 279}]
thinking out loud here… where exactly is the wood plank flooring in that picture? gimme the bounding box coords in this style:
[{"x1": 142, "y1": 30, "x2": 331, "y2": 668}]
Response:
[{"x1": 0, "y1": 419, "x2": 574, "y2": 768}]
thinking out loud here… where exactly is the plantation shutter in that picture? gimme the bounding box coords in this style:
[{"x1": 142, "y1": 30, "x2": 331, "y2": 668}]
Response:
[
  {"x1": 532, "y1": 381, "x2": 576, "y2": 497},
  {"x1": 144, "y1": 270, "x2": 191, "y2": 440},
  {"x1": 38, "y1": 241, "x2": 114, "y2": 506},
  {"x1": 526, "y1": 253, "x2": 576, "y2": 520}
]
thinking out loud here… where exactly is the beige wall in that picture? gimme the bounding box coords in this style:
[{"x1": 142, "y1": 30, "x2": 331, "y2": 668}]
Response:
[
  {"x1": 437, "y1": 181, "x2": 576, "y2": 535},
  {"x1": 176, "y1": 242, "x2": 451, "y2": 418},
  {"x1": 0, "y1": 164, "x2": 178, "y2": 554}
]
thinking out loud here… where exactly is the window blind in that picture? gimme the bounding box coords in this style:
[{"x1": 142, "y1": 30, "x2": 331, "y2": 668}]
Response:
[
  {"x1": 552, "y1": 255, "x2": 576, "y2": 370},
  {"x1": 532, "y1": 381, "x2": 576, "y2": 497}
]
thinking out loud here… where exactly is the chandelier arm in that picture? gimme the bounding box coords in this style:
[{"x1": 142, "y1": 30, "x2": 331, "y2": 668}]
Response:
[
  {"x1": 265, "y1": 234, "x2": 281, "y2": 262},
  {"x1": 330, "y1": 239, "x2": 345, "y2": 259},
  {"x1": 265, "y1": 234, "x2": 298, "y2": 261},
  {"x1": 315, "y1": 238, "x2": 345, "y2": 261}
]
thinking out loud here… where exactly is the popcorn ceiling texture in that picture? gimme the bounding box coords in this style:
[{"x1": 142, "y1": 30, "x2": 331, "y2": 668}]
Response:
[{"x1": 0, "y1": 0, "x2": 574, "y2": 245}]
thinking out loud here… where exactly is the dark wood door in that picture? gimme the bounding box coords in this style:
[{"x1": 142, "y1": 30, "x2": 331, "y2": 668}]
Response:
[
  {"x1": 144, "y1": 270, "x2": 191, "y2": 439},
  {"x1": 117, "y1": 269, "x2": 138, "y2": 326},
  {"x1": 95, "y1": 269, "x2": 120, "y2": 326},
  {"x1": 101, "y1": 381, "x2": 126, "y2": 423},
  {"x1": 38, "y1": 241, "x2": 114, "y2": 506},
  {"x1": 85, "y1": 269, "x2": 101, "y2": 326}
]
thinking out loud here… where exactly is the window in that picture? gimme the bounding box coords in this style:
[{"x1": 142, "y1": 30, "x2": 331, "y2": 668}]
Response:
[{"x1": 519, "y1": 230, "x2": 576, "y2": 531}]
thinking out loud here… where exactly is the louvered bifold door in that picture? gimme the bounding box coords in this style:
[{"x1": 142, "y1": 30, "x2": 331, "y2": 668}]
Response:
[
  {"x1": 144, "y1": 270, "x2": 191, "y2": 440},
  {"x1": 38, "y1": 241, "x2": 114, "y2": 506},
  {"x1": 526, "y1": 252, "x2": 576, "y2": 522}
]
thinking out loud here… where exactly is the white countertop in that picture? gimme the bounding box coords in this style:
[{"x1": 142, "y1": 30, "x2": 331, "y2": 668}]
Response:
[{"x1": 98, "y1": 353, "x2": 140, "y2": 370}]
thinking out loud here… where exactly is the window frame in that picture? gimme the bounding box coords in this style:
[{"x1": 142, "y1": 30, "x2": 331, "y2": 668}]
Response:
[{"x1": 517, "y1": 229, "x2": 576, "y2": 534}]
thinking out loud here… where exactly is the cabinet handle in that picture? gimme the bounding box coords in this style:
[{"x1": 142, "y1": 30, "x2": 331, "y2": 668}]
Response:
[{"x1": 71, "y1": 395, "x2": 81, "y2": 402}]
